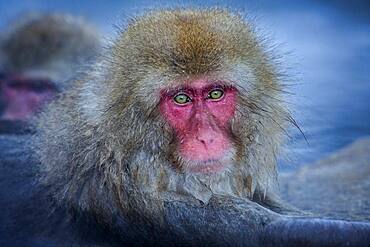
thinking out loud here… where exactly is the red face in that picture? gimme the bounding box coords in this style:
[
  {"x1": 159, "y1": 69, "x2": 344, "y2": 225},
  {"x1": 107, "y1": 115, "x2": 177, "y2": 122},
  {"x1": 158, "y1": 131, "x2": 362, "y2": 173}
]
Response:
[
  {"x1": 0, "y1": 73, "x2": 57, "y2": 121},
  {"x1": 160, "y1": 79, "x2": 237, "y2": 174}
]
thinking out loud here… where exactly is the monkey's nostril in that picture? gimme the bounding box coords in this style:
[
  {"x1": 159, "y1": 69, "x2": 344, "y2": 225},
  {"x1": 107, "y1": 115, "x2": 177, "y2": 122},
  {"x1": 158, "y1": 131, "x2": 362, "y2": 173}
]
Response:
[
  {"x1": 197, "y1": 137, "x2": 214, "y2": 146},
  {"x1": 196, "y1": 136, "x2": 207, "y2": 146}
]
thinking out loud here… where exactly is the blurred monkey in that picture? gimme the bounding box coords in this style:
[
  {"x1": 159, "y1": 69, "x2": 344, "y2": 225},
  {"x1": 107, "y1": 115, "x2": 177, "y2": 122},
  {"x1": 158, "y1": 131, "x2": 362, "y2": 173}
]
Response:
[{"x1": 0, "y1": 13, "x2": 100, "y2": 125}]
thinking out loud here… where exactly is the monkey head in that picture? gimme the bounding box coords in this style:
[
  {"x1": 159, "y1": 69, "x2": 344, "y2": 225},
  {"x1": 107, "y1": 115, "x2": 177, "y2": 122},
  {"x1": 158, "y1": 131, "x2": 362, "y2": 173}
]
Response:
[
  {"x1": 0, "y1": 13, "x2": 100, "y2": 124},
  {"x1": 90, "y1": 8, "x2": 289, "y2": 201},
  {"x1": 0, "y1": 13, "x2": 100, "y2": 88}
]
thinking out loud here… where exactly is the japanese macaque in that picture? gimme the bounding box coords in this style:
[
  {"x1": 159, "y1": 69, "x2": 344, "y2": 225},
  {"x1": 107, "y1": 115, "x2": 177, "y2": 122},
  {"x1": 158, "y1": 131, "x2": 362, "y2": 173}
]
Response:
[
  {"x1": 0, "y1": 14, "x2": 100, "y2": 125},
  {"x1": 5, "y1": 7, "x2": 366, "y2": 246}
]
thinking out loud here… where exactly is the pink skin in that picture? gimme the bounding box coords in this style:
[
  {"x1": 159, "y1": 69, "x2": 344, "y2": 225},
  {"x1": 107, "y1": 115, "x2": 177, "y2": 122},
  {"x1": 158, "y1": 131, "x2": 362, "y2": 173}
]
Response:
[
  {"x1": 2, "y1": 88, "x2": 54, "y2": 120},
  {"x1": 160, "y1": 79, "x2": 237, "y2": 173},
  {"x1": 0, "y1": 75, "x2": 56, "y2": 120}
]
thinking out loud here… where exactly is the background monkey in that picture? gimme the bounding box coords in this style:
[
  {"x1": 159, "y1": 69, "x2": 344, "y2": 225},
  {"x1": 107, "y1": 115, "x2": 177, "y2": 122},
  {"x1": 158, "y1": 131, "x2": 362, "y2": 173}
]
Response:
[
  {"x1": 0, "y1": 14, "x2": 100, "y2": 127},
  {"x1": 0, "y1": 7, "x2": 368, "y2": 246}
]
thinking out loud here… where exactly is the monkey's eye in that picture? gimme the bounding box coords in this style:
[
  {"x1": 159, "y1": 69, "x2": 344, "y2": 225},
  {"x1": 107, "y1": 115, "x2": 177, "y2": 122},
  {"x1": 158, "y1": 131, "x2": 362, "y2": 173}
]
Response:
[
  {"x1": 173, "y1": 93, "x2": 191, "y2": 105},
  {"x1": 207, "y1": 89, "x2": 224, "y2": 101}
]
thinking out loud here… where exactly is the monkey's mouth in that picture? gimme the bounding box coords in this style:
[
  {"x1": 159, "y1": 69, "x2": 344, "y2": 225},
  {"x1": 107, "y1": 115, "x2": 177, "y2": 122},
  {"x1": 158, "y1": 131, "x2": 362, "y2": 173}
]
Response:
[
  {"x1": 177, "y1": 148, "x2": 235, "y2": 174},
  {"x1": 187, "y1": 159, "x2": 228, "y2": 173}
]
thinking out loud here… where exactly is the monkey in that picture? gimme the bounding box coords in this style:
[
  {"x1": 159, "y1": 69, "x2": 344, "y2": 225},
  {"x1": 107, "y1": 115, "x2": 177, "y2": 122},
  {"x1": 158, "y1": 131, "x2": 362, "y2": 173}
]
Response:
[
  {"x1": 0, "y1": 8, "x2": 369, "y2": 247},
  {"x1": 0, "y1": 13, "x2": 100, "y2": 130},
  {"x1": 35, "y1": 7, "x2": 286, "y2": 214}
]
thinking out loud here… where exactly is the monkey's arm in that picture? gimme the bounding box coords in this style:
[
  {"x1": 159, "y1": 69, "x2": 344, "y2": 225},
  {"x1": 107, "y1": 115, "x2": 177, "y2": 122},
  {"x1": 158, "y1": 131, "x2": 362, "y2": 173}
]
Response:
[
  {"x1": 261, "y1": 218, "x2": 370, "y2": 247},
  {"x1": 164, "y1": 197, "x2": 370, "y2": 247}
]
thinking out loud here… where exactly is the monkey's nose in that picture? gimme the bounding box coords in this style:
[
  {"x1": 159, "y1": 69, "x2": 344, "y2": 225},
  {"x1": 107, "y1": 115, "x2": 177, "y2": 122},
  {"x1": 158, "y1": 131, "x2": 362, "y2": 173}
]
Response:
[{"x1": 196, "y1": 136, "x2": 214, "y2": 147}]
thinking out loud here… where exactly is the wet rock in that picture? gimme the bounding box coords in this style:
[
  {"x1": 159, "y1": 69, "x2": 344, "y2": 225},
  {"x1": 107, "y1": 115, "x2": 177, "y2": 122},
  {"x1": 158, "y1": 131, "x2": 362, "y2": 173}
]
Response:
[{"x1": 280, "y1": 137, "x2": 370, "y2": 221}]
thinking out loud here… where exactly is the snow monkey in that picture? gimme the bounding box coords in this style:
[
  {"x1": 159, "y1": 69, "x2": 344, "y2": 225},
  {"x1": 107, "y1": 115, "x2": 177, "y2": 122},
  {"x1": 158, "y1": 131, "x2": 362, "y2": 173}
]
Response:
[
  {"x1": 0, "y1": 13, "x2": 100, "y2": 124},
  {"x1": 31, "y1": 8, "x2": 370, "y2": 246}
]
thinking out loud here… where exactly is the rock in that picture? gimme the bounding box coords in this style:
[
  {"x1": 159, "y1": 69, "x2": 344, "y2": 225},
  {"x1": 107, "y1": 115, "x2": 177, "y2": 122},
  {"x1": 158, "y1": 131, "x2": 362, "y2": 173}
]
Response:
[{"x1": 280, "y1": 137, "x2": 370, "y2": 221}]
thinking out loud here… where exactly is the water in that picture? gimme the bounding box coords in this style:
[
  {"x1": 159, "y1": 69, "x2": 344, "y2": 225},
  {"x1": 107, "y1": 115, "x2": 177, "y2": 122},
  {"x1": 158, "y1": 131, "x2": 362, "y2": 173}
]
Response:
[
  {"x1": 1, "y1": 0, "x2": 369, "y2": 169},
  {"x1": 264, "y1": 3, "x2": 370, "y2": 168}
]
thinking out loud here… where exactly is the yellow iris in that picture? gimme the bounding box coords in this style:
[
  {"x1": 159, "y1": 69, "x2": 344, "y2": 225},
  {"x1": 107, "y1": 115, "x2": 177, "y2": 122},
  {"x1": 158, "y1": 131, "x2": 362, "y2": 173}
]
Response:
[
  {"x1": 208, "y1": 89, "x2": 224, "y2": 100},
  {"x1": 174, "y1": 93, "x2": 190, "y2": 105}
]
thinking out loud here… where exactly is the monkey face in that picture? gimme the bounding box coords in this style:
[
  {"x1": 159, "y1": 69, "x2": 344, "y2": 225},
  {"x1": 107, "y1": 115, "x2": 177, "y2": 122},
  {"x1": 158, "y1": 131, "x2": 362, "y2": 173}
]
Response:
[
  {"x1": 160, "y1": 78, "x2": 238, "y2": 174},
  {"x1": 0, "y1": 73, "x2": 57, "y2": 120}
]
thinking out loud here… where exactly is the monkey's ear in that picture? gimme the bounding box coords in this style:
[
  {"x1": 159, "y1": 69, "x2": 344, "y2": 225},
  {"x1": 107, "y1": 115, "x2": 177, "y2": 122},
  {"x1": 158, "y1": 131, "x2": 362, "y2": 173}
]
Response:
[{"x1": 261, "y1": 218, "x2": 370, "y2": 247}]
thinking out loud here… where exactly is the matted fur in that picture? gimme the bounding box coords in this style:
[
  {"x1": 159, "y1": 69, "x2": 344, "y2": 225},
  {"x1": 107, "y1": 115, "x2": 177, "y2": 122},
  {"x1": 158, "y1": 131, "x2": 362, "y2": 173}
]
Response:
[{"x1": 34, "y1": 8, "x2": 290, "y2": 221}]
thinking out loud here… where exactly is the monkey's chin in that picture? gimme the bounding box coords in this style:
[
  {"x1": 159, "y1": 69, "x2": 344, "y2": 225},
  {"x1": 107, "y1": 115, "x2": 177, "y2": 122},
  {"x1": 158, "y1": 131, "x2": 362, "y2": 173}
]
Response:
[{"x1": 186, "y1": 160, "x2": 230, "y2": 174}]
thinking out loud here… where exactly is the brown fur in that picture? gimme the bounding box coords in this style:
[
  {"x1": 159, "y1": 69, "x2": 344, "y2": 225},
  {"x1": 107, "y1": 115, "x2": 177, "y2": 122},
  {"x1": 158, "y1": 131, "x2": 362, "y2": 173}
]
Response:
[
  {"x1": 0, "y1": 13, "x2": 100, "y2": 84},
  {"x1": 34, "y1": 8, "x2": 291, "y2": 222}
]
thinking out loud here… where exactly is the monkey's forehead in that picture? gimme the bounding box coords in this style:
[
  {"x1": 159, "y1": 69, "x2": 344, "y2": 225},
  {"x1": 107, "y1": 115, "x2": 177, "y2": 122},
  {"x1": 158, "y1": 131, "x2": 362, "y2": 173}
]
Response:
[{"x1": 113, "y1": 8, "x2": 263, "y2": 76}]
